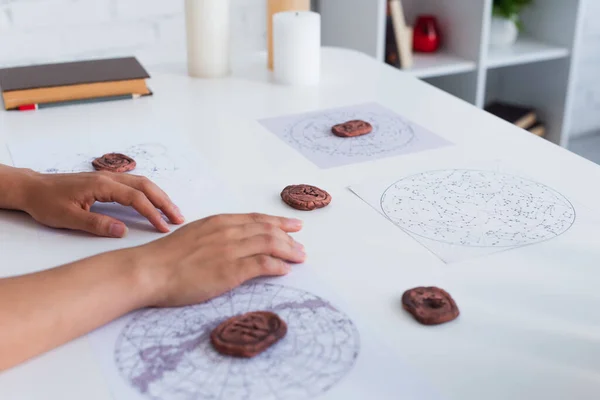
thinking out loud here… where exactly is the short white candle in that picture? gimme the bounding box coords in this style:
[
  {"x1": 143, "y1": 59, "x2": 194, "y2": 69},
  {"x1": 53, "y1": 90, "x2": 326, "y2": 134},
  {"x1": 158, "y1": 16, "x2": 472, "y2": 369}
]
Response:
[
  {"x1": 273, "y1": 11, "x2": 321, "y2": 86},
  {"x1": 185, "y1": 0, "x2": 230, "y2": 79}
]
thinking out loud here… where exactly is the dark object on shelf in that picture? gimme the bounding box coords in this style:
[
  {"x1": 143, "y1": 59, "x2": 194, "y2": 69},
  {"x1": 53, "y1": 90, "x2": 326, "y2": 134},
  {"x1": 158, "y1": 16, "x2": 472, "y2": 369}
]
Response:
[
  {"x1": 385, "y1": 15, "x2": 400, "y2": 68},
  {"x1": 413, "y1": 15, "x2": 441, "y2": 53},
  {"x1": 485, "y1": 101, "x2": 537, "y2": 129}
]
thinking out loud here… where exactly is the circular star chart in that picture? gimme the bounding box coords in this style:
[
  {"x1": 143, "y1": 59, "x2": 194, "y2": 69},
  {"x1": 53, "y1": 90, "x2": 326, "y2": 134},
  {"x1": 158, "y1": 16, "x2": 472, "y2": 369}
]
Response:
[
  {"x1": 283, "y1": 109, "x2": 415, "y2": 158},
  {"x1": 115, "y1": 283, "x2": 360, "y2": 400},
  {"x1": 380, "y1": 169, "x2": 576, "y2": 247},
  {"x1": 41, "y1": 143, "x2": 187, "y2": 180}
]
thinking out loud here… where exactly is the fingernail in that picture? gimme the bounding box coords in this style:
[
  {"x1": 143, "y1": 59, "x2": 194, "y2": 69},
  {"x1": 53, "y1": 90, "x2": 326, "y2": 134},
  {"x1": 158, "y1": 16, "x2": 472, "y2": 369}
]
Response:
[
  {"x1": 109, "y1": 223, "x2": 127, "y2": 238},
  {"x1": 284, "y1": 263, "x2": 292, "y2": 272},
  {"x1": 174, "y1": 211, "x2": 185, "y2": 223},
  {"x1": 294, "y1": 242, "x2": 305, "y2": 258},
  {"x1": 159, "y1": 218, "x2": 170, "y2": 231},
  {"x1": 174, "y1": 205, "x2": 184, "y2": 219},
  {"x1": 286, "y1": 218, "x2": 303, "y2": 229}
]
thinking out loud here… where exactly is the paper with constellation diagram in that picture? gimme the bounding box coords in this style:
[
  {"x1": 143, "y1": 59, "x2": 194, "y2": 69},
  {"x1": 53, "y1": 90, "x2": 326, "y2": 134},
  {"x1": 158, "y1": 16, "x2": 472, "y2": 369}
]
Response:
[
  {"x1": 7, "y1": 132, "x2": 235, "y2": 243},
  {"x1": 259, "y1": 102, "x2": 452, "y2": 169},
  {"x1": 88, "y1": 266, "x2": 443, "y2": 400},
  {"x1": 7, "y1": 132, "x2": 216, "y2": 185},
  {"x1": 349, "y1": 161, "x2": 592, "y2": 264}
]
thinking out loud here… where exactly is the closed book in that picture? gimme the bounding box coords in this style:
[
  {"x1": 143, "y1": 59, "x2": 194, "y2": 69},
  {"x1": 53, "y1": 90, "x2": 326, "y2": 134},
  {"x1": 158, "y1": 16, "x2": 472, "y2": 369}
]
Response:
[
  {"x1": 389, "y1": 0, "x2": 413, "y2": 69},
  {"x1": 528, "y1": 121, "x2": 545, "y2": 137},
  {"x1": 484, "y1": 101, "x2": 537, "y2": 129},
  {"x1": 0, "y1": 57, "x2": 152, "y2": 110},
  {"x1": 385, "y1": 16, "x2": 400, "y2": 68}
]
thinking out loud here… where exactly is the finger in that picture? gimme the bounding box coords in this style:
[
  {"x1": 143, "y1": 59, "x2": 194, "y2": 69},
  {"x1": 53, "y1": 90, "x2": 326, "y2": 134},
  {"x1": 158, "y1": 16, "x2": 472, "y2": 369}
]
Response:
[
  {"x1": 231, "y1": 233, "x2": 306, "y2": 264},
  {"x1": 68, "y1": 209, "x2": 128, "y2": 238},
  {"x1": 110, "y1": 174, "x2": 184, "y2": 224},
  {"x1": 204, "y1": 213, "x2": 303, "y2": 233},
  {"x1": 237, "y1": 255, "x2": 292, "y2": 280},
  {"x1": 221, "y1": 223, "x2": 297, "y2": 252},
  {"x1": 202, "y1": 222, "x2": 298, "y2": 245},
  {"x1": 94, "y1": 181, "x2": 170, "y2": 233}
]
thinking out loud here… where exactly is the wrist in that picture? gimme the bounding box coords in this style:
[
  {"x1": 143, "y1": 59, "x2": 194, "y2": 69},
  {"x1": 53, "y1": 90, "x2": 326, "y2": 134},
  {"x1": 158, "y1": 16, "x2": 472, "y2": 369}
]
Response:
[
  {"x1": 124, "y1": 244, "x2": 169, "y2": 308},
  {"x1": 0, "y1": 167, "x2": 39, "y2": 211}
]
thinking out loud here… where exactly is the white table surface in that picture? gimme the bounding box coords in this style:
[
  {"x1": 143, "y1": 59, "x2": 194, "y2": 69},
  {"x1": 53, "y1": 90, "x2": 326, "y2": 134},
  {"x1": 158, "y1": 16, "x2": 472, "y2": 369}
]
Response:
[{"x1": 1, "y1": 47, "x2": 600, "y2": 400}]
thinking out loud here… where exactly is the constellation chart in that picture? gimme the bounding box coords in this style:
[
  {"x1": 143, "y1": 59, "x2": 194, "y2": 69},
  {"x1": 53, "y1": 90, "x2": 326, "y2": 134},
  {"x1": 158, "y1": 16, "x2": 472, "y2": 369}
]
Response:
[
  {"x1": 36, "y1": 143, "x2": 189, "y2": 181},
  {"x1": 350, "y1": 168, "x2": 577, "y2": 263},
  {"x1": 380, "y1": 170, "x2": 575, "y2": 247},
  {"x1": 114, "y1": 283, "x2": 360, "y2": 400},
  {"x1": 259, "y1": 103, "x2": 451, "y2": 168},
  {"x1": 284, "y1": 110, "x2": 414, "y2": 156}
]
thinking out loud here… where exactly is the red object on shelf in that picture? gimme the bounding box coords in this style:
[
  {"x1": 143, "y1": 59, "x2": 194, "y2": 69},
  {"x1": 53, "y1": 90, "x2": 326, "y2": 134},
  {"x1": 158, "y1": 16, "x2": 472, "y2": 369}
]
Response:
[{"x1": 413, "y1": 15, "x2": 441, "y2": 53}]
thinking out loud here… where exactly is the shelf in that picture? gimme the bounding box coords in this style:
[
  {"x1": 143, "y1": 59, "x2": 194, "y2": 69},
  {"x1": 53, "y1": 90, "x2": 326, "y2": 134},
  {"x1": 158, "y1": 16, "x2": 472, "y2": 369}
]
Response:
[
  {"x1": 402, "y1": 52, "x2": 476, "y2": 79},
  {"x1": 486, "y1": 37, "x2": 569, "y2": 69}
]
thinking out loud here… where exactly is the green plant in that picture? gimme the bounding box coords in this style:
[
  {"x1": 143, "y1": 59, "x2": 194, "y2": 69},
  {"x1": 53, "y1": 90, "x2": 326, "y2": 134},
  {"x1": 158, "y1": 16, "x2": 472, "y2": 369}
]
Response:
[{"x1": 493, "y1": 0, "x2": 533, "y2": 30}]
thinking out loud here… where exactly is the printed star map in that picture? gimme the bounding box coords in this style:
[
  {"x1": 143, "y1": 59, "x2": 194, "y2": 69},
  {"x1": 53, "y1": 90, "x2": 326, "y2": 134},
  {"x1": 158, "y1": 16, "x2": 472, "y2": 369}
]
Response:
[
  {"x1": 380, "y1": 169, "x2": 576, "y2": 247},
  {"x1": 115, "y1": 283, "x2": 360, "y2": 400}
]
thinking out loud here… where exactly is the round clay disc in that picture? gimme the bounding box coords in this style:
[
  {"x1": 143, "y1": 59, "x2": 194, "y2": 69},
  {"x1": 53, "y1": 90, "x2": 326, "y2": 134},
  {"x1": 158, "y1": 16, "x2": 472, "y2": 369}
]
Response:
[
  {"x1": 402, "y1": 287, "x2": 459, "y2": 325},
  {"x1": 210, "y1": 311, "x2": 287, "y2": 358},
  {"x1": 331, "y1": 120, "x2": 373, "y2": 137},
  {"x1": 281, "y1": 184, "x2": 332, "y2": 211},
  {"x1": 92, "y1": 153, "x2": 136, "y2": 173}
]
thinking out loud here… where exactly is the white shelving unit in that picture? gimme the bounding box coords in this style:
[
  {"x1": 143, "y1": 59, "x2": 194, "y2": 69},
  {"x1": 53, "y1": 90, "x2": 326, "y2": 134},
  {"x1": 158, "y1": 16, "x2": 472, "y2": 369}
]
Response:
[
  {"x1": 486, "y1": 37, "x2": 569, "y2": 69},
  {"x1": 405, "y1": 52, "x2": 476, "y2": 79},
  {"x1": 319, "y1": 0, "x2": 585, "y2": 147}
]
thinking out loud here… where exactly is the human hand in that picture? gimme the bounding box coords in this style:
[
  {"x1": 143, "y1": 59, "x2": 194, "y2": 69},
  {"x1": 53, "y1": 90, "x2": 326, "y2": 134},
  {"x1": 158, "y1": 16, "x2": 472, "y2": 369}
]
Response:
[
  {"x1": 20, "y1": 171, "x2": 184, "y2": 237},
  {"x1": 132, "y1": 213, "x2": 305, "y2": 308}
]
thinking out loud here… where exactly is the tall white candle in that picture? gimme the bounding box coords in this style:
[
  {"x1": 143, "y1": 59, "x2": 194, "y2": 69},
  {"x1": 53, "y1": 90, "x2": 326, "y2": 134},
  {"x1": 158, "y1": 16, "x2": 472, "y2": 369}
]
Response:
[
  {"x1": 273, "y1": 11, "x2": 321, "y2": 86},
  {"x1": 267, "y1": 0, "x2": 310, "y2": 70},
  {"x1": 185, "y1": 0, "x2": 230, "y2": 79}
]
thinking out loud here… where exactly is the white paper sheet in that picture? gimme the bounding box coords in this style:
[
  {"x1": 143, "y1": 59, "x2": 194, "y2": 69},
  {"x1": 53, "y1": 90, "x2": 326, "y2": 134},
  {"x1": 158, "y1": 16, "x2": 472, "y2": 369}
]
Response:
[
  {"x1": 88, "y1": 265, "x2": 443, "y2": 400},
  {"x1": 349, "y1": 160, "x2": 598, "y2": 264},
  {"x1": 8, "y1": 133, "x2": 215, "y2": 185},
  {"x1": 259, "y1": 102, "x2": 452, "y2": 169},
  {"x1": 7, "y1": 132, "x2": 234, "y2": 243}
]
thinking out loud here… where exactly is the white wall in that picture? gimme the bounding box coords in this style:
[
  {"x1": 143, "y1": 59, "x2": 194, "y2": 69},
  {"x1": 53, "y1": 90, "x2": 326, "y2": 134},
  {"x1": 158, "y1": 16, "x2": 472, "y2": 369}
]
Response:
[
  {"x1": 569, "y1": 0, "x2": 600, "y2": 138},
  {"x1": 0, "y1": 0, "x2": 267, "y2": 68}
]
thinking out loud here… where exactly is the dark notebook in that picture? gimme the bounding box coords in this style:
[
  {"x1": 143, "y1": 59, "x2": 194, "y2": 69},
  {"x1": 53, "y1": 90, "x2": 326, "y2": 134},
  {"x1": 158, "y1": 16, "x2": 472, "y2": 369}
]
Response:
[
  {"x1": 484, "y1": 101, "x2": 537, "y2": 129},
  {"x1": 0, "y1": 57, "x2": 150, "y2": 92}
]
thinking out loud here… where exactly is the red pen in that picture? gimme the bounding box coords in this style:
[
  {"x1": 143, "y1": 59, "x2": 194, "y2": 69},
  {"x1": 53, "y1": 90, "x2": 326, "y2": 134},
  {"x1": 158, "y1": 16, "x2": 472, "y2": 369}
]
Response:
[
  {"x1": 18, "y1": 104, "x2": 38, "y2": 111},
  {"x1": 17, "y1": 94, "x2": 141, "y2": 111}
]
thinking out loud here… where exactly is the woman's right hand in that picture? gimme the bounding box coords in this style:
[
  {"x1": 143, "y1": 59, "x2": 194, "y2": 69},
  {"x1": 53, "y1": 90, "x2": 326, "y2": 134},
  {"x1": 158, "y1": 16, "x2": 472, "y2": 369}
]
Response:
[{"x1": 132, "y1": 213, "x2": 305, "y2": 308}]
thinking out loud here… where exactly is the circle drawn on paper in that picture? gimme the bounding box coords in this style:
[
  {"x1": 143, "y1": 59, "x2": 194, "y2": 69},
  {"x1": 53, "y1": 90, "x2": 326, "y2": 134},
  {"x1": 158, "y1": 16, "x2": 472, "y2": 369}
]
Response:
[
  {"x1": 114, "y1": 283, "x2": 360, "y2": 400},
  {"x1": 380, "y1": 169, "x2": 576, "y2": 247},
  {"x1": 284, "y1": 110, "x2": 415, "y2": 158},
  {"x1": 41, "y1": 143, "x2": 186, "y2": 180}
]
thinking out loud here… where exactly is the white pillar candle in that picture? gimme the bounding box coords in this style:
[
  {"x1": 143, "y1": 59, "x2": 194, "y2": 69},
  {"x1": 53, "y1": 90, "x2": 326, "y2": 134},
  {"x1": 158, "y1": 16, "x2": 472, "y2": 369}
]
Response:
[
  {"x1": 267, "y1": 0, "x2": 310, "y2": 70},
  {"x1": 185, "y1": 0, "x2": 230, "y2": 79},
  {"x1": 273, "y1": 11, "x2": 321, "y2": 86}
]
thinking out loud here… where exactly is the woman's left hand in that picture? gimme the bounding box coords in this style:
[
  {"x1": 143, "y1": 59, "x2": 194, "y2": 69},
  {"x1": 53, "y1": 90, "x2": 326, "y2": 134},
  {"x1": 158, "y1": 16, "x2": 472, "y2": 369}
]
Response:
[{"x1": 19, "y1": 170, "x2": 185, "y2": 237}]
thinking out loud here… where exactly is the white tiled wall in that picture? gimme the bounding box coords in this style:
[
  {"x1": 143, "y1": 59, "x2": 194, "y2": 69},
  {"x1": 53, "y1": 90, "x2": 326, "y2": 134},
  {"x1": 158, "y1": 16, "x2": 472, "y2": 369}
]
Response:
[{"x1": 0, "y1": 0, "x2": 267, "y2": 68}]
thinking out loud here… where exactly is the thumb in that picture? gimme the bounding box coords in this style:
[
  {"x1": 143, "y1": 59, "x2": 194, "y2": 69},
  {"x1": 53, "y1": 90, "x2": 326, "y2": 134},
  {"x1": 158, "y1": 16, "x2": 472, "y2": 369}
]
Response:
[{"x1": 69, "y1": 209, "x2": 129, "y2": 238}]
